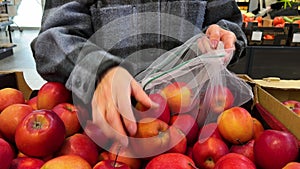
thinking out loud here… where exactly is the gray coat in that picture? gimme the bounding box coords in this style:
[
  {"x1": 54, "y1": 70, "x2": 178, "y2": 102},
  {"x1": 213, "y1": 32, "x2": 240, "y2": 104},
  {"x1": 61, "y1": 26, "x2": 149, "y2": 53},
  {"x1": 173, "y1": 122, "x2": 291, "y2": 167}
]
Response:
[{"x1": 31, "y1": 0, "x2": 247, "y2": 103}]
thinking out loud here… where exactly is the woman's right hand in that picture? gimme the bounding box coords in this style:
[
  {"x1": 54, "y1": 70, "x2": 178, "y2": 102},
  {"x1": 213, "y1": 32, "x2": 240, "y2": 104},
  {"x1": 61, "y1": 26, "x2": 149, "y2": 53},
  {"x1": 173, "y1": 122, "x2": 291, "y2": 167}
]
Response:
[{"x1": 91, "y1": 66, "x2": 153, "y2": 146}]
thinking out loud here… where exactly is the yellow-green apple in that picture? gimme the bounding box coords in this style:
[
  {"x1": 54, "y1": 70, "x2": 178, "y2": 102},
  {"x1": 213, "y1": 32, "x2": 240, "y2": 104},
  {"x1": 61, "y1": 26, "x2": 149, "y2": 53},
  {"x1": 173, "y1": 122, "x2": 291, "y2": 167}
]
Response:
[
  {"x1": 282, "y1": 162, "x2": 300, "y2": 169},
  {"x1": 52, "y1": 102, "x2": 81, "y2": 136},
  {"x1": 282, "y1": 100, "x2": 300, "y2": 110},
  {"x1": 0, "y1": 103, "x2": 33, "y2": 142},
  {"x1": 166, "y1": 125, "x2": 187, "y2": 154},
  {"x1": 56, "y1": 133, "x2": 99, "y2": 166},
  {"x1": 41, "y1": 155, "x2": 92, "y2": 169},
  {"x1": 0, "y1": 88, "x2": 25, "y2": 112},
  {"x1": 135, "y1": 93, "x2": 170, "y2": 124},
  {"x1": 214, "y1": 153, "x2": 256, "y2": 169},
  {"x1": 0, "y1": 138, "x2": 15, "y2": 169},
  {"x1": 83, "y1": 120, "x2": 110, "y2": 151},
  {"x1": 93, "y1": 160, "x2": 131, "y2": 169},
  {"x1": 145, "y1": 153, "x2": 197, "y2": 169},
  {"x1": 15, "y1": 109, "x2": 66, "y2": 157},
  {"x1": 217, "y1": 107, "x2": 254, "y2": 144},
  {"x1": 198, "y1": 122, "x2": 223, "y2": 141},
  {"x1": 37, "y1": 82, "x2": 71, "y2": 110},
  {"x1": 229, "y1": 139, "x2": 255, "y2": 163},
  {"x1": 130, "y1": 117, "x2": 170, "y2": 158},
  {"x1": 192, "y1": 137, "x2": 229, "y2": 169},
  {"x1": 252, "y1": 117, "x2": 264, "y2": 140},
  {"x1": 107, "y1": 142, "x2": 142, "y2": 169},
  {"x1": 26, "y1": 96, "x2": 38, "y2": 110},
  {"x1": 10, "y1": 157, "x2": 45, "y2": 169},
  {"x1": 204, "y1": 85, "x2": 234, "y2": 114},
  {"x1": 160, "y1": 82, "x2": 192, "y2": 114},
  {"x1": 254, "y1": 129, "x2": 299, "y2": 169},
  {"x1": 169, "y1": 114, "x2": 199, "y2": 146}
]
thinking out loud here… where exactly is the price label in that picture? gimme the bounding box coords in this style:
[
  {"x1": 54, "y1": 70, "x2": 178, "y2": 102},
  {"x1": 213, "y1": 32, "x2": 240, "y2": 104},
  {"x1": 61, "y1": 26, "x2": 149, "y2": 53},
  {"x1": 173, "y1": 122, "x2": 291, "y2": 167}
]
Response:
[
  {"x1": 292, "y1": 33, "x2": 300, "y2": 43},
  {"x1": 251, "y1": 31, "x2": 262, "y2": 41}
]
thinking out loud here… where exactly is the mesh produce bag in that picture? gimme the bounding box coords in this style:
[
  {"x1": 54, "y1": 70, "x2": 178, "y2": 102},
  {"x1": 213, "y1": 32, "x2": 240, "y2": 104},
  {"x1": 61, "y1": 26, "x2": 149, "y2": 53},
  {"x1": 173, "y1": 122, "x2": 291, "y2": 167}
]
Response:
[{"x1": 135, "y1": 33, "x2": 253, "y2": 127}]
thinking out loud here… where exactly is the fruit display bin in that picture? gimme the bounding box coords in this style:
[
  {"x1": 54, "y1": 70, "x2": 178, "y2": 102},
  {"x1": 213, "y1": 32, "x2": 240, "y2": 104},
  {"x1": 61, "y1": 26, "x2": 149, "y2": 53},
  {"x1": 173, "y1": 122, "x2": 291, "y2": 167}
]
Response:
[
  {"x1": 253, "y1": 81, "x2": 300, "y2": 146},
  {"x1": 0, "y1": 71, "x2": 33, "y2": 100}
]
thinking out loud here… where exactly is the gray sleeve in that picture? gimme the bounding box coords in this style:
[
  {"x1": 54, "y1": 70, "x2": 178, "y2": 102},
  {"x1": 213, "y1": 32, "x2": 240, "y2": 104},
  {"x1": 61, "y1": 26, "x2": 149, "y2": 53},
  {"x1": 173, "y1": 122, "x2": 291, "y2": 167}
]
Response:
[{"x1": 31, "y1": 1, "x2": 133, "y2": 103}]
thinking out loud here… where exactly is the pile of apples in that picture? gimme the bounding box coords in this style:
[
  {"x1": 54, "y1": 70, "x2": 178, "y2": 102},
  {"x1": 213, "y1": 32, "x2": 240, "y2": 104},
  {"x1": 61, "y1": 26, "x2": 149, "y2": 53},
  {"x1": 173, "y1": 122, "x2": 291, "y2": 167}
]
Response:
[
  {"x1": 282, "y1": 100, "x2": 300, "y2": 116},
  {"x1": 0, "y1": 81, "x2": 300, "y2": 169}
]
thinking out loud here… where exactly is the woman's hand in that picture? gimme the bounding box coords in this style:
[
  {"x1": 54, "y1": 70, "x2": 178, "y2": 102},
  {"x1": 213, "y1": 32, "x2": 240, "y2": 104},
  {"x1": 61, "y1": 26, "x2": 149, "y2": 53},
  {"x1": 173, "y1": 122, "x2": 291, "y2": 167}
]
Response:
[{"x1": 91, "y1": 66, "x2": 153, "y2": 146}]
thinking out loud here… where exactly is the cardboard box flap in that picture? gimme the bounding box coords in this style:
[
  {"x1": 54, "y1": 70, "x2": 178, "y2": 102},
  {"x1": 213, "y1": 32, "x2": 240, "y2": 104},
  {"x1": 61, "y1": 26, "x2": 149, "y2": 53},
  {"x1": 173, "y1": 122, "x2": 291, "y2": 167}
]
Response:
[{"x1": 254, "y1": 77, "x2": 300, "y2": 89}]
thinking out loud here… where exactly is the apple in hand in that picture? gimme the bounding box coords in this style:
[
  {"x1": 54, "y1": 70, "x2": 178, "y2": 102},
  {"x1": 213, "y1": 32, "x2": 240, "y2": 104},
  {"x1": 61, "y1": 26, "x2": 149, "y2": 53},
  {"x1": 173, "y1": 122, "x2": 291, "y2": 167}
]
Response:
[
  {"x1": 52, "y1": 102, "x2": 81, "y2": 136},
  {"x1": 0, "y1": 138, "x2": 15, "y2": 169},
  {"x1": 217, "y1": 107, "x2": 253, "y2": 144},
  {"x1": 160, "y1": 82, "x2": 192, "y2": 114},
  {"x1": 37, "y1": 82, "x2": 71, "y2": 110},
  {"x1": 145, "y1": 153, "x2": 197, "y2": 169},
  {"x1": 15, "y1": 109, "x2": 66, "y2": 157},
  {"x1": 254, "y1": 129, "x2": 299, "y2": 169},
  {"x1": 0, "y1": 88, "x2": 25, "y2": 112},
  {"x1": 0, "y1": 103, "x2": 33, "y2": 142},
  {"x1": 135, "y1": 93, "x2": 171, "y2": 124},
  {"x1": 230, "y1": 139, "x2": 255, "y2": 163},
  {"x1": 214, "y1": 153, "x2": 256, "y2": 169},
  {"x1": 56, "y1": 133, "x2": 99, "y2": 166},
  {"x1": 170, "y1": 114, "x2": 199, "y2": 146},
  {"x1": 41, "y1": 155, "x2": 92, "y2": 169},
  {"x1": 192, "y1": 137, "x2": 229, "y2": 169},
  {"x1": 10, "y1": 157, "x2": 45, "y2": 169},
  {"x1": 205, "y1": 85, "x2": 234, "y2": 113},
  {"x1": 131, "y1": 117, "x2": 170, "y2": 158},
  {"x1": 93, "y1": 160, "x2": 131, "y2": 169}
]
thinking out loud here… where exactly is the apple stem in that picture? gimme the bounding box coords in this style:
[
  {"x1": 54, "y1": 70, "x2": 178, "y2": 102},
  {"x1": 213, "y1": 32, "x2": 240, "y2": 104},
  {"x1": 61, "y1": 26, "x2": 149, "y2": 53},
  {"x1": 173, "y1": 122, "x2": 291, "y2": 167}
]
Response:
[
  {"x1": 113, "y1": 144, "x2": 122, "y2": 167},
  {"x1": 188, "y1": 162, "x2": 199, "y2": 169}
]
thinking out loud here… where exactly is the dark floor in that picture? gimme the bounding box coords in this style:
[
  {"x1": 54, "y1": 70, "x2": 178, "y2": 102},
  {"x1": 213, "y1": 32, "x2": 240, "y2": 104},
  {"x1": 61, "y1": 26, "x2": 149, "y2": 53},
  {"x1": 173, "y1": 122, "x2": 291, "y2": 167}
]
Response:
[{"x1": 0, "y1": 28, "x2": 46, "y2": 90}]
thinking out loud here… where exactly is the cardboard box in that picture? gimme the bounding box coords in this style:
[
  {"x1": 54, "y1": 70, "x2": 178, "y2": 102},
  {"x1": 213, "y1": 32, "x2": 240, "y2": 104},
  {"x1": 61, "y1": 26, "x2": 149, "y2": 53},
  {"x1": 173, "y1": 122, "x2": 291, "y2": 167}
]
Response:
[
  {"x1": 0, "y1": 71, "x2": 33, "y2": 100},
  {"x1": 253, "y1": 78, "x2": 300, "y2": 142}
]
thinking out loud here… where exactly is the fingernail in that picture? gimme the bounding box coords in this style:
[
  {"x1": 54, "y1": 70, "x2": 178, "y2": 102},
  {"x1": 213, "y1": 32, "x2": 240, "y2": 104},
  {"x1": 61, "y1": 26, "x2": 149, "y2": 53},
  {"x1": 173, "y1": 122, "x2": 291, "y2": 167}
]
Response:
[
  {"x1": 120, "y1": 137, "x2": 128, "y2": 147},
  {"x1": 151, "y1": 101, "x2": 159, "y2": 108},
  {"x1": 211, "y1": 40, "x2": 218, "y2": 49}
]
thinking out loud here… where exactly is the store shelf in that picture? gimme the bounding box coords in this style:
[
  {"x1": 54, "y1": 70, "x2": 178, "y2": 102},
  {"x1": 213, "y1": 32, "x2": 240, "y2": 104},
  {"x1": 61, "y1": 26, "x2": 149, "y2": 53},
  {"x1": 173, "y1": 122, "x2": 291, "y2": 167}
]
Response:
[{"x1": 0, "y1": 45, "x2": 15, "y2": 60}]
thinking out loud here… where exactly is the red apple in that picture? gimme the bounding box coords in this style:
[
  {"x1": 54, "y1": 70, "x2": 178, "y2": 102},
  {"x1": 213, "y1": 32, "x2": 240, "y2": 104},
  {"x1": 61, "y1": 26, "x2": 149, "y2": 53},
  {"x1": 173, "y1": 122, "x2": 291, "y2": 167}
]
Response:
[
  {"x1": 160, "y1": 82, "x2": 192, "y2": 114},
  {"x1": 37, "y1": 82, "x2": 71, "y2": 110},
  {"x1": 205, "y1": 85, "x2": 234, "y2": 113},
  {"x1": 0, "y1": 88, "x2": 25, "y2": 112},
  {"x1": 282, "y1": 162, "x2": 300, "y2": 169},
  {"x1": 107, "y1": 142, "x2": 142, "y2": 169},
  {"x1": 10, "y1": 157, "x2": 45, "y2": 169},
  {"x1": 198, "y1": 122, "x2": 223, "y2": 141},
  {"x1": 83, "y1": 120, "x2": 110, "y2": 151},
  {"x1": 292, "y1": 107, "x2": 300, "y2": 116},
  {"x1": 135, "y1": 93, "x2": 170, "y2": 124},
  {"x1": 57, "y1": 133, "x2": 99, "y2": 166},
  {"x1": 230, "y1": 139, "x2": 255, "y2": 163},
  {"x1": 130, "y1": 117, "x2": 170, "y2": 158},
  {"x1": 214, "y1": 153, "x2": 256, "y2": 169},
  {"x1": 0, "y1": 138, "x2": 15, "y2": 169},
  {"x1": 52, "y1": 102, "x2": 81, "y2": 136},
  {"x1": 282, "y1": 100, "x2": 300, "y2": 110},
  {"x1": 145, "y1": 153, "x2": 197, "y2": 169},
  {"x1": 0, "y1": 103, "x2": 33, "y2": 142},
  {"x1": 254, "y1": 129, "x2": 299, "y2": 169},
  {"x1": 41, "y1": 155, "x2": 92, "y2": 169},
  {"x1": 93, "y1": 160, "x2": 131, "y2": 169},
  {"x1": 217, "y1": 107, "x2": 254, "y2": 144},
  {"x1": 27, "y1": 96, "x2": 38, "y2": 110},
  {"x1": 170, "y1": 114, "x2": 199, "y2": 146},
  {"x1": 192, "y1": 137, "x2": 229, "y2": 169},
  {"x1": 15, "y1": 109, "x2": 66, "y2": 157},
  {"x1": 167, "y1": 125, "x2": 187, "y2": 154}
]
